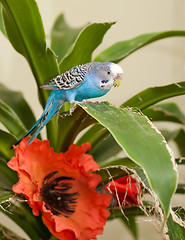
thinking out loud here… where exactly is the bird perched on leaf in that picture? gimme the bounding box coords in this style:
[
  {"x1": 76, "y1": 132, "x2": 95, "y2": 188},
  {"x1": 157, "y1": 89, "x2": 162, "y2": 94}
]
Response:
[{"x1": 14, "y1": 62, "x2": 123, "y2": 146}]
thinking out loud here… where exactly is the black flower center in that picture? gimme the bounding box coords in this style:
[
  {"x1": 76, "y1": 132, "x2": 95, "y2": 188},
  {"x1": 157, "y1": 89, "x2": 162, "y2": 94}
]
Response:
[{"x1": 40, "y1": 171, "x2": 79, "y2": 217}]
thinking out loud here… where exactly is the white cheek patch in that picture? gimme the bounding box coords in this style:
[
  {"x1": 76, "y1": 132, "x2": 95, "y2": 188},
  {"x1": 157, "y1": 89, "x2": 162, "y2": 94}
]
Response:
[
  {"x1": 110, "y1": 63, "x2": 123, "y2": 75},
  {"x1": 100, "y1": 80, "x2": 114, "y2": 89}
]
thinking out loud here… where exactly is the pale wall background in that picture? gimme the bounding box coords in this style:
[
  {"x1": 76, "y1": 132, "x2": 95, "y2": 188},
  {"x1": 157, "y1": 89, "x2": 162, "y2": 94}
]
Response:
[{"x1": 0, "y1": 0, "x2": 185, "y2": 239}]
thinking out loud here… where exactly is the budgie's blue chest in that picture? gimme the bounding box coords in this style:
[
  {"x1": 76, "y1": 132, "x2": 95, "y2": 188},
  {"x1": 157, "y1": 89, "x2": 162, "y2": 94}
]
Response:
[{"x1": 64, "y1": 74, "x2": 110, "y2": 102}]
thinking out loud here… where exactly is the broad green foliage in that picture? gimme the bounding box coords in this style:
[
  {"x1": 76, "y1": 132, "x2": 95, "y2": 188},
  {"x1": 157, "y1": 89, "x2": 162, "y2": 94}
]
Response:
[
  {"x1": 0, "y1": 99, "x2": 26, "y2": 138},
  {"x1": 0, "y1": 0, "x2": 60, "y2": 145},
  {"x1": 122, "y1": 81, "x2": 185, "y2": 110},
  {"x1": 167, "y1": 208, "x2": 185, "y2": 240},
  {"x1": 0, "y1": 224, "x2": 25, "y2": 240},
  {"x1": 0, "y1": 0, "x2": 185, "y2": 239},
  {"x1": 0, "y1": 3, "x2": 5, "y2": 35},
  {"x1": 59, "y1": 22, "x2": 115, "y2": 73},
  {"x1": 0, "y1": 130, "x2": 16, "y2": 160},
  {"x1": 0, "y1": 83, "x2": 36, "y2": 129},
  {"x1": 56, "y1": 106, "x2": 96, "y2": 152},
  {"x1": 51, "y1": 13, "x2": 84, "y2": 63},
  {"x1": 0, "y1": 189, "x2": 13, "y2": 203},
  {"x1": 143, "y1": 102, "x2": 185, "y2": 124},
  {"x1": 94, "y1": 31, "x2": 185, "y2": 63},
  {"x1": 0, "y1": 202, "x2": 51, "y2": 239},
  {"x1": 79, "y1": 102, "x2": 177, "y2": 216}
]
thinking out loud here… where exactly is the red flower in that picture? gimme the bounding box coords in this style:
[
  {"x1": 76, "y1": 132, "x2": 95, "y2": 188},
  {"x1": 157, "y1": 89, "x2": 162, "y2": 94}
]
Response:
[
  {"x1": 8, "y1": 138, "x2": 111, "y2": 240},
  {"x1": 105, "y1": 176, "x2": 142, "y2": 207}
]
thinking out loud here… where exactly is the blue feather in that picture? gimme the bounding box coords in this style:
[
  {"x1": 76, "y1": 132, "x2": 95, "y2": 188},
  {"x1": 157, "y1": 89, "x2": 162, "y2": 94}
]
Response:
[{"x1": 13, "y1": 62, "x2": 123, "y2": 146}]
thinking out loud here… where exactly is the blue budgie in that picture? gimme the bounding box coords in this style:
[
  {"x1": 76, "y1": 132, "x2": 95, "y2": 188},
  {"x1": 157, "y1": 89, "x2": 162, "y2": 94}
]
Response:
[{"x1": 14, "y1": 62, "x2": 123, "y2": 146}]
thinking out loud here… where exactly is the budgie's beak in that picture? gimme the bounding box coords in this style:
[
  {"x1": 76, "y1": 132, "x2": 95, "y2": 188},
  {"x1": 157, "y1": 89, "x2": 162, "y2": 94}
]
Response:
[{"x1": 113, "y1": 73, "x2": 122, "y2": 87}]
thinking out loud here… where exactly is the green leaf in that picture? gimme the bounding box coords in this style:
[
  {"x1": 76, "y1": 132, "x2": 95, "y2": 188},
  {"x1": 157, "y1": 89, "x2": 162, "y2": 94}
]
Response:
[
  {"x1": 79, "y1": 102, "x2": 177, "y2": 216},
  {"x1": 90, "y1": 134, "x2": 122, "y2": 163},
  {"x1": 95, "y1": 166, "x2": 130, "y2": 185},
  {"x1": 176, "y1": 158, "x2": 185, "y2": 165},
  {"x1": 56, "y1": 106, "x2": 96, "y2": 152},
  {"x1": 0, "y1": 157, "x2": 18, "y2": 187},
  {"x1": 97, "y1": 156, "x2": 152, "y2": 191},
  {"x1": 99, "y1": 157, "x2": 138, "y2": 168},
  {"x1": 80, "y1": 83, "x2": 185, "y2": 158},
  {"x1": 167, "y1": 208, "x2": 185, "y2": 240},
  {"x1": 0, "y1": 99, "x2": 26, "y2": 138},
  {"x1": 176, "y1": 184, "x2": 185, "y2": 194},
  {"x1": 122, "y1": 81, "x2": 185, "y2": 110},
  {"x1": 0, "y1": 83, "x2": 36, "y2": 130},
  {"x1": 143, "y1": 102, "x2": 185, "y2": 124},
  {"x1": 173, "y1": 129, "x2": 185, "y2": 156},
  {"x1": 108, "y1": 207, "x2": 144, "y2": 219},
  {"x1": 0, "y1": 224, "x2": 25, "y2": 240},
  {"x1": 76, "y1": 124, "x2": 107, "y2": 147},
  {"x1": 51, "y1": 13, "x2": 84, "y2": 63},
  {"x1": 0, "y1": 130, "x2": 16, "y2": 160},
  {"x1": 0, "y1": 202, "x2": 50, "y2": 240},
  {"x1": 94, "y1": 31, "x2": 185, "y2": 62},
  {"x1": 77, "y1": 124, "x2": 122, "y2": 163},
  {"x1": 161, "y1": 129, "x2": 185, "y2": 156},
  {"x1": 0, "y1": 0, "x2": 60, "y2": 144},
  {"x1": 59, "y1": 22, "x2": 115, "y2": 73},
  {"x1": 120, "y1": 216, "x2": 138, "y2": 240},
  {"x1": 1, "y1": 0, "x2": 59, "y2": 87},
  {"x1": 0, "y1": 188, "x2": 13, "y2": 203},
  {"x1": 0, "y1": 3, "x2": 5, "y2": 35}
]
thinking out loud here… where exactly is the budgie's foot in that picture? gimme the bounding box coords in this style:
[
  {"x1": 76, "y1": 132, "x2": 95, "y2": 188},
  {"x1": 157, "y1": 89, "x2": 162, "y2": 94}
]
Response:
[
  {"x1": 69, "y1": 100, "x2": 89, "y2": 114},
  {"x1": 58, "y1": 111, "x2": 71, "y2": 118},
  {"x1": 81, "y1": 99, "x2": 89, "y2": 104},
  {"x1": 69, "y1": 104, "x2": 78, "y2": 115}
]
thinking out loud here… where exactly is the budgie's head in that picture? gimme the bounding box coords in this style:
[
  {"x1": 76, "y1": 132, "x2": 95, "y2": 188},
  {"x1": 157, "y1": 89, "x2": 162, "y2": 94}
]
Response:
[{"x1": 91, "y1": 62, "x2": 123, "y2": 90}]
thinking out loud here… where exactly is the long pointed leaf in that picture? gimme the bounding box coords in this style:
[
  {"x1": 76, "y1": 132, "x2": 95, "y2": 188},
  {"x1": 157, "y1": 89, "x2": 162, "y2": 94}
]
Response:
[
  {"x1": 56, "y1": 106, "x2": 96, "y2": 152},
  {"x1": 122, "y1": 81, "x2": 185, "y2": 110},
  {"x1": 0, "y1": 3, "x2": 5, "y2": 35},
  {"x1": 76, "y1": 123, "x2": 122, "y2": 162},
  {"x1": 120, "y1": 217, "x2": 138, "y2": 240},
  {"x1": 79, "y1": 102, "x2": 177, "y2": 216},
  {"x1": 90, "y1": 134, "x2": 122, "y2": 163},
  {"x1": 0, "y1": 157, "x2": 18, "y2": 187},
  {"x1": 0, "y1": 0, "x2": 60, "y2": 145},
  {"x1": 143, "y1": 102, "x2": 185, "y2": 124},
  {"x1": 0, "y1": 223, "x2": 25, "y2": 240},
  {"x1": 94, "y1": 31, "x2": 185, "y2": 63},
  {"x1": 59, "y1": 22, "x2": 115, "y2": 73},
  {"x1": 0, "y1": 99, "x2": 26, "y2": 138},
  {"x1": 76, "y1": 124, "x2": 107, "y2": 146},
  {"x1": 0, "y1": 202, "x2": 50, "y2": 240},
  {"x1": 161, "y1": 129, "x2": 185, "y2": 157},
  {"x1": 0, "y1": 130, "x2": 16, "y2": 160},
  {"x1": 0, "y1": 83, "x2": 36, "y2": 130},
  {"x1": 0, "y1": 188, "x2": 13, "y2": 203},
  {"x1": 51, "y1": 13, "x2": 84, "y2": 63},
  {"x1": 167, "y1": 208, "x2": 185, "y2": 240},
  {"x1": 173, "y1": 129, "x2": 185, "y2": 156},
  {"x1": 1, "y1": 0, "x2": 59, "y2": 89}
]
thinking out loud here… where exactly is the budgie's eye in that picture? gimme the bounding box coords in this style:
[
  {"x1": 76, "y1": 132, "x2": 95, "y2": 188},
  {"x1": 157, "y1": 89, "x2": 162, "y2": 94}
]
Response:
[{"x1": 107, "y1": 71, "x2": 111, "y2": 75}]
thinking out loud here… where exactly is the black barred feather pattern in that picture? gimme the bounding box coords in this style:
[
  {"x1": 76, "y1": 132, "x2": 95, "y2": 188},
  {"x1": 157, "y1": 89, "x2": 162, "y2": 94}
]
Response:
[{"x1": 40, "y1": 63, "x2": 92, "y2": 90}]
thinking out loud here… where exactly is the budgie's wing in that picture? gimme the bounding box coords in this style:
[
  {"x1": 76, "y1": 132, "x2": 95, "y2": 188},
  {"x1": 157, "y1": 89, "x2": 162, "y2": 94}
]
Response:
[{"x1": 40, "y1": 63, "x2": 92, "y2": 90}]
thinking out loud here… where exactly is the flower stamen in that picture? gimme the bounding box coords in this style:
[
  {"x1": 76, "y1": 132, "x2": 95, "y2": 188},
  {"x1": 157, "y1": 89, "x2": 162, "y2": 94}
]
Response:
[{"x1": 40, "y1": 171, "x2": 79, "y2": 217}]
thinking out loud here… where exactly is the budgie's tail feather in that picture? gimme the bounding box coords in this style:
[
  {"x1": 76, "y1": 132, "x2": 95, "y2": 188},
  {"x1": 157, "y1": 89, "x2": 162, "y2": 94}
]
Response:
[
  {"x1": 12, "y1": 119, "x2": 40, "y2": 148},
  {"x1": 12, "y1": 95, "x2": 66, "y2": 147}
]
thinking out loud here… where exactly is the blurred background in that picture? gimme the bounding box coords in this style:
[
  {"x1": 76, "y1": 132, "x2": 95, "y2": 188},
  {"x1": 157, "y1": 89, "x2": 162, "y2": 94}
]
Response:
[{"x1": 0, "y1": 0, "x2": 185, "y2": 239}]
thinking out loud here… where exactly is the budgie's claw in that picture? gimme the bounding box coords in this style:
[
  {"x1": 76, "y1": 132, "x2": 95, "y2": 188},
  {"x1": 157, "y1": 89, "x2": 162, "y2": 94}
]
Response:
[
  {"x1": 69, "y1": 104, "x2": 78, "y2": 115},
  {"x1": 81, "y1": 99, "x2": 89, "y2": 104},
  {"x1": 58, "y1": 111, "x2": 71, "y2": 118}
]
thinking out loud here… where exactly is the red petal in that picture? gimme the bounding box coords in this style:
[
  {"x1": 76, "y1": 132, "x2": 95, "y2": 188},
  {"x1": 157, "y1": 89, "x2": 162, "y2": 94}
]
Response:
[{"x1": 7, "y1": 138, "x2": 110, "y2": 239}]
